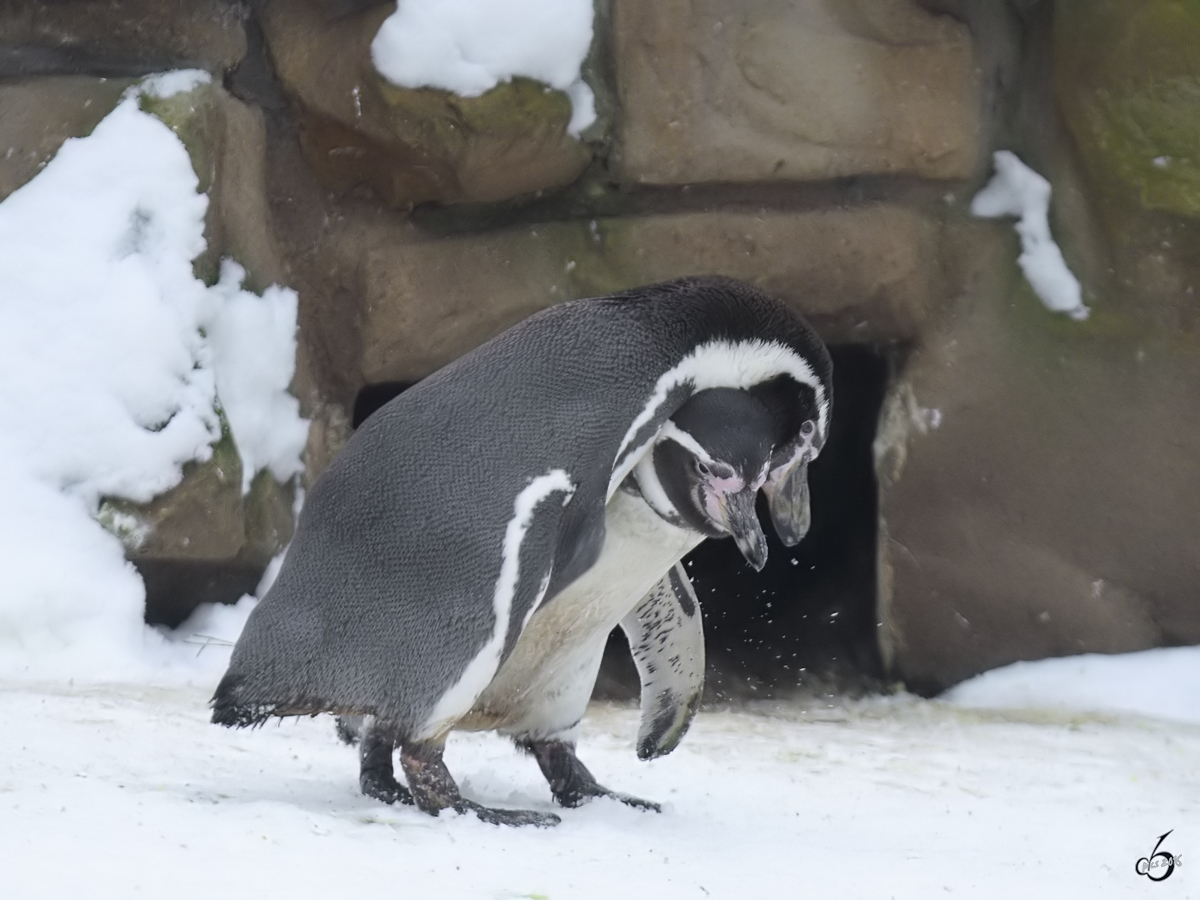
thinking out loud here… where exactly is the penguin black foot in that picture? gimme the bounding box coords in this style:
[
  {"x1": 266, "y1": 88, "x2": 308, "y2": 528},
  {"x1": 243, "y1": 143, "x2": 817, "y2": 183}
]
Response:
[
  {"x1": 358, "y1": 721, "x2": 413, "y2": 806},
  {"x1": 360, "y1": 768, "x2": 414, "y2": 805},
  {"x1": 519, "y1": 739, "x2": 661, "y2": 812},
  {"x1": 400, "y1": 739, "x2": 560, "y2": 828}
]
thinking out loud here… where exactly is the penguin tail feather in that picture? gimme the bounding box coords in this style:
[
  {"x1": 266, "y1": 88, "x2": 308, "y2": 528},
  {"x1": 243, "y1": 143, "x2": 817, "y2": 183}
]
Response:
[{"x1": 210, "y1": 673, "x2": 275, "y2": 728}]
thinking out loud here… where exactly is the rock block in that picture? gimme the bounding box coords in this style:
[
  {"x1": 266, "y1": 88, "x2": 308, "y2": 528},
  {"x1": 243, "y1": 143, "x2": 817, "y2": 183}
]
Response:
[
  {"x1": 0, "y1": 0, "x2": 246, "y2": 77},
  {"x1": 877, "y1": 227, "x2": 1200, "y2": 692},
  {"x1": 259, "y1": 0, "x2": 590, "y2": 207},
  {"x1": 612, "y1": 0, "x2": 981, "y2": 185},
  {"x1": 360, "y1": 205, "x2": 946, "y2": 383},
  {"x1": 0, "y1": 77, "x2": 132, "y2": 201},
  {"x1": 1055, "y1": 0, "x2": 1200, "y2": 221}
]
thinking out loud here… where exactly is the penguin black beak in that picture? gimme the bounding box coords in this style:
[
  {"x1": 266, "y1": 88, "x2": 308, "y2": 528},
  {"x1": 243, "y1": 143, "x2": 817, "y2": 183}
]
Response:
[
  {"x1": 718, "y1": 489, "x2": 769, "y2": 571},
  {"x1": 764, "y1": 457, "x2": 812, "y2": 547}
]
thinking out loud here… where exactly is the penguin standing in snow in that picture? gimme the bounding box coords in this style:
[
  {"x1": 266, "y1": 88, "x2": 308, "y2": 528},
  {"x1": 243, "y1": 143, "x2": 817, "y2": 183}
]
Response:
[{"x1": 212, "y1": 276, "x2": 832, "y2": 827}]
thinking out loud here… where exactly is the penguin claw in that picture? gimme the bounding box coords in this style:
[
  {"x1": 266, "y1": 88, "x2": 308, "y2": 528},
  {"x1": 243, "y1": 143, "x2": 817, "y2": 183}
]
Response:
[
  {"x1": 556, "y1": 784, "x2": 661, "y2": 812},
  {"x1": 360, "y1": 768, "x2": 414, "y2": 806},
  {"x1": 605, "y1": 791, "x2": 661, "y2": 813},
  {"x1": 518, "y1": 738, "x2": 662, "y2": 812},
  {"x1": 453, "y1": 800, "x2": 561, "y2": 828}
]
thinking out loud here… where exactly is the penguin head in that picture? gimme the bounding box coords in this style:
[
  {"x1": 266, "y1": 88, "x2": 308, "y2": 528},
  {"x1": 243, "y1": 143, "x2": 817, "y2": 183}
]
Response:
[
  {"x1": 634, "y1": 388, "x2": 776, "y2": 571},
  {"x1": 745, "y1": 371, "x2": 831, "y2": 549}
]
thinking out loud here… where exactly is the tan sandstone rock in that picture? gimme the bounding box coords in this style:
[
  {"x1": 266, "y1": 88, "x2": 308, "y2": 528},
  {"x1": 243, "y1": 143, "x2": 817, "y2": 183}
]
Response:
[
  {"x1": 259, "y1": 0, "x2": 591, "y2": 208},
  {"x1": 612, "y1": 0, "x2": 982, "y2": 185},
  {"x1": 877, "y1": 225, "x2": 1200, "y2": 693},
  {"x1": 360, "y1": 205, "x2": 947, "y2": 384},
  {"x1": 0, "y1": 77, "x2": 132, "y2": 201},
  {"x1": 0, "y1": 0, "x2": 246, "y2": 76}
]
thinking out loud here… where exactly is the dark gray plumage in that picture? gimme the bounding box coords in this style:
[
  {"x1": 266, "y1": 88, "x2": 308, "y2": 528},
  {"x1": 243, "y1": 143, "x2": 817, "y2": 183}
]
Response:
[{"x1": 212, "y1": 276, "x2": 832, "y2": 826}]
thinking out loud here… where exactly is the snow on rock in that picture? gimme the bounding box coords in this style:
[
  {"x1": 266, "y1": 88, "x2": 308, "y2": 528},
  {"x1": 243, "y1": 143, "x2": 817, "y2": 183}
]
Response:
[
  {"x1": 944, "y1": 645, "x2": 1200, "y2": 724},
  {"x1": 137, "y1": 68, "x2": 213, "y2": 99},
  {"x1": 0, "y1": 76, "x2": 307, "y2": 682},
  {"x1": 371, "y1": 0, "x2": 597, "y2": 136},
  {"x1": 205, "y1": 260, "x2": 309, "y2": 493},
  {"x1": 971, "y1": 150, "x2": 1089, "y2": 321}
]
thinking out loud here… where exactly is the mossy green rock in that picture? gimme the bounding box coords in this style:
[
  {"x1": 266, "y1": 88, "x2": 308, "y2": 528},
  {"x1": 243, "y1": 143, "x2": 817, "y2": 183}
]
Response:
[{"x1": 1055, "y1": 0, "x2": 1200, "y2": 219}]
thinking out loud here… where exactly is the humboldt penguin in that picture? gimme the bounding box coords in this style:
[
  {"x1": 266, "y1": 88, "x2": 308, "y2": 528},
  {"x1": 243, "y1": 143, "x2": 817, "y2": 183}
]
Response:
[{"x1": 213, "y1": 276, "x2": 833, "y2": 826}]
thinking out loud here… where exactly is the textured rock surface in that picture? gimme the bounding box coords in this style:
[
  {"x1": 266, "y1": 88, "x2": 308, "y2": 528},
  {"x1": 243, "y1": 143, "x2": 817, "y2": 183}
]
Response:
[
  {"x1": 259, "y1": 0, "x2": 591, "y2": 208},
  {"x1": 0, "y1": 77, "x2": 131, "y2": 200},
  {"x1": 360, "y1": 205, "x2": 947, "y2": 383},
  {"x1": 0, "y1": 0, "x2": 246, "y2": 77},
  {"x1": 137, "y1": 79, "x2": 285, "y2": 287},
  {"x1": 1055, "y1": 0, "x2": 1200, "y2": 221},
  {"x1": 877, "y1": 226, "x2": 1200, "y2": 693},
  {"x1": 99, "y1": 81, "x2": 296, "y2": 614},
  {"x1": 613, "y1": 0, "x2": 981, "y2": 185}
]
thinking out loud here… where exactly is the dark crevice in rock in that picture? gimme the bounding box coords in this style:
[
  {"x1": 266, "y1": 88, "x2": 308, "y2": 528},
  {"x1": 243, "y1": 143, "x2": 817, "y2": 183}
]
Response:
[
  {"x1": 352, "y1": 380, "x2": 415, "y2": 428},
  {"x1": 140, "y1": 559, "x2": 264, "y2": 629},
  {"x1": 224, "y1": 4, "x2": 288, "y2": 111},
  {"x1": 405, "y1": 169, "x2": 960, "y2": 239},
  {"x1": 0, "y1": 45, "x2": 189, "y2": 81},
  {"x1": 595, "y1": 344, "x2": 893, "y2": 703}
]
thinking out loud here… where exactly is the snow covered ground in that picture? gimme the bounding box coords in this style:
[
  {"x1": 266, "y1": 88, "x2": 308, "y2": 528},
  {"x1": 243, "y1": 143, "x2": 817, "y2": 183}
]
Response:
[{"x1": 4, "y1": 671, "x2": 1196, "y2": 899}]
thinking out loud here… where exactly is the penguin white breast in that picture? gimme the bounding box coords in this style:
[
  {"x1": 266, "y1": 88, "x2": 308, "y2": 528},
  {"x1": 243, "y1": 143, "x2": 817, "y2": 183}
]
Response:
[{"x1": 460, "y1": 488, "x2": 704, "y2": 738}]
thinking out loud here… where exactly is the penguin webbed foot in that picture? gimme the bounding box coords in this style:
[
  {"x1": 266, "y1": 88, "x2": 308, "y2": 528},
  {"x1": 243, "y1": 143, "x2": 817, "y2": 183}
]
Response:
[
  {"x1": 360, "y1": 767, "x2": 414, "y2": 806},
  {"x1": 453, "y1": 798, "x2": 561, "y2": 828},
  {"x1": 520, "y1": 739, "x2": 661, "y2": 812},
  {"x1": 357, "y1": 720, "x2": 413, "y2": 806},
  {"x1": 400, "y1": 740, "x2": 560, "y2": 828}
]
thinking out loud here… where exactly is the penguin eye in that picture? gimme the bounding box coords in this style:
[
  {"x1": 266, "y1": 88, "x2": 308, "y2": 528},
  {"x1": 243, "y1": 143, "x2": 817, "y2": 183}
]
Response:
[
  {"x1": 696, "y1": 460, "x2": 711, "y2": 477},
  {"x1": 800, "y1": 420, "x2": 815, "y2": 438}
]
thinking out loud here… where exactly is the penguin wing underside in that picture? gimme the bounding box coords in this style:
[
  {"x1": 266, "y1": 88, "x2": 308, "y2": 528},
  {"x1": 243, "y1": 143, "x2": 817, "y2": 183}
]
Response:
[{"x1": 620, "y1": 562, "x2": 705, "y2": 760}]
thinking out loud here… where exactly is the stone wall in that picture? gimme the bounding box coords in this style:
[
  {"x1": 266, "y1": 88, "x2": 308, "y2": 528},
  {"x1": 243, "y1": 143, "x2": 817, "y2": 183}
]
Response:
[{"x1": 3, "y1": 0, "x2": 1196, "y2": 692}]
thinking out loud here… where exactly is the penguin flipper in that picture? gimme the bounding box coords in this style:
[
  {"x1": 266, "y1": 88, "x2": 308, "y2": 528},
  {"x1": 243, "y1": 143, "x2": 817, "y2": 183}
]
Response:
[{"x1": 620, "y1": 562, "x2": 705, "y2": 760}]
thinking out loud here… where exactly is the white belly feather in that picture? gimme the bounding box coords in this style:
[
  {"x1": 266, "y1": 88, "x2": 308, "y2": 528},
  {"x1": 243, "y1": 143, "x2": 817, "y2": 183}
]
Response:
[{"x1": 459, "y1": 489, "x2": 703, "y2": 738}]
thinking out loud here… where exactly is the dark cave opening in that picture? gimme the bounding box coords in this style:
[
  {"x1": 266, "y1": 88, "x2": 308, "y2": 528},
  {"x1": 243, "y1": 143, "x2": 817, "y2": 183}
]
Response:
[
  {"x1": 348, "y1": 343, "x2": 890, "y2": 700},
  {"x1": 353, "y1": 381, "x2": 417, "y2": 428},
  {"x1": 140, "y1": 559, "x2": 264, "y2": 629}
]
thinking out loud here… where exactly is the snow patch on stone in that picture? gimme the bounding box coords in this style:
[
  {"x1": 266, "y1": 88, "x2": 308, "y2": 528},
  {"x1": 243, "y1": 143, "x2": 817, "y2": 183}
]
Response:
[
  {"x1": 371, "y1": 0, "x2": 597, "y2": 136},
  {"x1": 0, "y1": 77, "x2": 306, "y2": 682},
  {"x1": 136, "y1": 69, "x2": 213, "y2": 99},
  {"x1": 972, "y1": 150, "x2": 1088, "y2": 320}
]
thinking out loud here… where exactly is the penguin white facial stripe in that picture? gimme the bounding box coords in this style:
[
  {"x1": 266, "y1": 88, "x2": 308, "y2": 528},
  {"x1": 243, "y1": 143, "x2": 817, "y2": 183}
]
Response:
[
  {"x1": 422, "y1": 470, "x2": 574, "y2": 737},
  {"x1": 657, "y1": 421, "x2": 718, "y2": 468},
  {"x1": 607, "y1": 339, "x2": 829, "y2": 500},
  {"x1": 632, "y1": 449, "x2": 681, "y2": 521}
]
